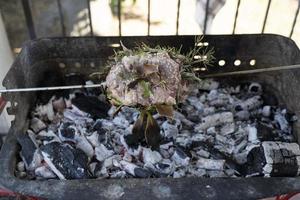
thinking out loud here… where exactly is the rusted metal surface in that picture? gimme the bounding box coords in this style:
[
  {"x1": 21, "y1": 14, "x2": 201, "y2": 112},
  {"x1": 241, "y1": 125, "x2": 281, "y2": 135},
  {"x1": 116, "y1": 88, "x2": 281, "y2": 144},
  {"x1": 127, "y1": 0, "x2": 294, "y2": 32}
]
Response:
[{"x1": 1, "y1": 35, "x2": 300, "y2": 199}]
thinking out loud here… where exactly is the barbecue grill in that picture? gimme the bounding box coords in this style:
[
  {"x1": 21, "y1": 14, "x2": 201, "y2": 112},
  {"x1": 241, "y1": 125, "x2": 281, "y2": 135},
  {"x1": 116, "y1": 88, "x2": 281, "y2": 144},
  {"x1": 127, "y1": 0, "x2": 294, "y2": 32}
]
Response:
[{"x1": 0, "y1": 34, "x2": 300, "y2": 199}]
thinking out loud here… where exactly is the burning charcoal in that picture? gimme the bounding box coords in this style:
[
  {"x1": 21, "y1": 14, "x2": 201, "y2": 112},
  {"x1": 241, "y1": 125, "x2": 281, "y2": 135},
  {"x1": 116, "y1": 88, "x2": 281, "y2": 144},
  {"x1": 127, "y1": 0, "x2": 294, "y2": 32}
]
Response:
[
  {"x1": 247, "y1": 125, "x2": 259, "y2": 144},
  {"x1": 235, "y1": 110, "x2": 250, "y2": 121},
  {"x1": 58, "y1": 124, "x2": 78, "y2": 143},
  {"x1": 262, "y1": 105, "x2": 271, "y2": 117},
  {"x1": 161, "y1": 120, "x2": 179, "y2": 139},
  {"x1": 197, "y1": 157, "x2": 225, "y2": 170},
  {"x1": 248, "y1": 83, "x2": 262, "y2": 94},
  {"x1": 40, "y1": 142, "x2": 89, "y2": 180},
  {"x1": 95, "y1": 144, "x2": 114, "y2": 162},
  {"x1": 35, "y1": 100, "x2": 55, "y2": 121},
  {"x1": 171, "y1": 148, "x2": 190, "y2": 166},
  {"x1": 247, "y1": 142, "x2": 300, "y2": 177},
  {"x1": 235, "y1": 96, "x2": 263, "y2": 111},
  {"x1": 72, "y1": 95, "x2": 110, "y2": 119},
  {"x1": 120, "y1": 161, "x2": 152, "y2": 178},
  {"x1": 17, "y1": 134, "x2": 42, "y2": 171},
  {"x1": 76, "y1": 135, "x2": 94, "y2": 158},
  {"x1": 142, "y1": 148, "x2": 162, "y2": 165},
  {"x1": 35, "y1": 166, "x2": 56, "y2": 179},
  {"x1": 195, "y1": 112, "x2": 233, "y2": 131},
  {"x1": 30, "y1": 117, "x2": 46, "y2": 133},
  {"x1": 196, "y1": 149, "x2": 210, "y2": 158}
]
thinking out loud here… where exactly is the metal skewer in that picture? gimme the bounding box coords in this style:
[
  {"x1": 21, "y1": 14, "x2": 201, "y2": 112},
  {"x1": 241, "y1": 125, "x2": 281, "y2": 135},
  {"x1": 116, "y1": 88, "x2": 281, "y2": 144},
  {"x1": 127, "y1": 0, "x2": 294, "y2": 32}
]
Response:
[
  {"x1": 0, "y1": 64, "x2": 300, "y2": 93},
  {"x1": 0, "y1": 84, "x2": 104, "y2": 93}
]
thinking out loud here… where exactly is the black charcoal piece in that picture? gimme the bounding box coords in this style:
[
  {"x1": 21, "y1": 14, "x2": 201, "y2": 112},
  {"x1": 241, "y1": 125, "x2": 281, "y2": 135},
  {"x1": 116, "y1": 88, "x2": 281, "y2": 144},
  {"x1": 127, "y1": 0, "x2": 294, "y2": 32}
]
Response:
[
  {"x1": 37, "y1": 68, "x2": 66, "y2": 105},
  {"x1": 93, "y1": 162, "x2": 103, "y2": 177},
  {"x1": 60, "y1": 126, "x2": 76, "y2": 140},
  {"x1": 257, "y1": 122, "x2": 277, "y2": 141},
  {"x1": 134, "y1": 168, "x2": 152, "y2": 178},
  {"x1": 246, "y1": 142, "x2": 300, "y2": 177},
  {"x1": 124, "y1": 134, "x2": 140, "y2": 149},
  {"x1": 58, "y1": 123, "x2": 77, "y2": 142},
  {"x1": 72, "y1": 95, "x2": 110, "y2": 119},
  {"x1": 91, "y1": 120, "x2": 107, "y2": 143},
  {"x1": 40, "y1": 142, "x2": 89, "y2": 180},
  {"x1": 17, "y1": 134, "x2": 41, "y2": 170},
  {"x1": 65, "y1": 74, "x2": 85, "y2": 86},
  {"x1": 171, "y1": 147, "x2": 190, "y2": 166},
  {"x1": 36, "y1": 135, "x2": 55, "y2": 141},
  {"x1": 261, "y1": 91, "x2": 278, "y2": 106},
  {"x1": 245, "y1": 146, "x2": 266, "y2": 176}
]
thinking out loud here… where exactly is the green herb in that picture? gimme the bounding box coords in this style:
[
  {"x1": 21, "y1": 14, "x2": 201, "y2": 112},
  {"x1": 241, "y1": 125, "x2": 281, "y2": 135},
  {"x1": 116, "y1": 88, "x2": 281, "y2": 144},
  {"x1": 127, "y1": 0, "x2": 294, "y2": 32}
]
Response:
[{"x1": 140, "y1": 80, "x2": 152, "y2": 98}]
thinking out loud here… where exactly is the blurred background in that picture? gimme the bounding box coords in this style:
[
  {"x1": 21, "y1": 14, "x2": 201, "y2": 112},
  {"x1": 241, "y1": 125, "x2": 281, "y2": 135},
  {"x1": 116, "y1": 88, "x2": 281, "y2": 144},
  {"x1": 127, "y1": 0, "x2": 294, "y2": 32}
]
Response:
[{"x1": 0, "y1": 0, "x2": 299, "y2": 132}]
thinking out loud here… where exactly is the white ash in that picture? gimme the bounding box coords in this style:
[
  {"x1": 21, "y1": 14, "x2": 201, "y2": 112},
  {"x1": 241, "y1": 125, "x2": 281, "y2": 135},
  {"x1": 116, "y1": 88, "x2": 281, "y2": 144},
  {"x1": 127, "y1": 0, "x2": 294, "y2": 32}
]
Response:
[
  {"x1": 197, "y1": 157, "x2": 225, "y2": 170},
  {"x1": 194, "y1": 112, "x2": 234, "y2": 131},
  {"x1": 17, "y1": 80, "x2": 298, "y2": 180},
  {"x1": 95, "y1": 144, "x2": 114, "y2": 162},
  {"x1": 30, "y1": 117, "x2": 46, "y2": 133},
  {"x1": 35, "y1": 166, "x2": 57, "y2": 179},
  {"x1": 142, "y1": 148, "x2": 162, "y2": 165}
]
